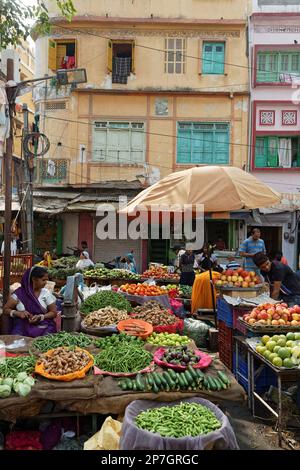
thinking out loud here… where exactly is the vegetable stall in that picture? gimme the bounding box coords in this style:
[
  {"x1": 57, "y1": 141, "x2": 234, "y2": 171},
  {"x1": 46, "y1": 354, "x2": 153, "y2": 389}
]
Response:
[{"x1": 0, "y1": 329, "x2": 245, "y2": 423}]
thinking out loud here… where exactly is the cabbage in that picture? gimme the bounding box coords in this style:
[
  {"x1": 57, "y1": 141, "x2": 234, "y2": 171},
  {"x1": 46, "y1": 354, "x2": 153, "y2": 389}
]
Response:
[
  {"x1": 0, "y1": 384, "x2": 12, "y2": 398},
  {"x1": 292, "y1": 347, "x2": 300, "y2": 365},
  {"x1": 23, "y1": 376, "x2": 35, "y2": 387},
  {"x1": 16, "y1": 372, "x2": 28, "y2": 382},
  {"x1": 13, "y1": 380, "x2": 21, "y2": 394},
  {"x1": 17, "y1": 383, "x2": 31, "y2": 397},
  {"x1": 2, "y1": 378, "x2": 13, "y2": 388}
]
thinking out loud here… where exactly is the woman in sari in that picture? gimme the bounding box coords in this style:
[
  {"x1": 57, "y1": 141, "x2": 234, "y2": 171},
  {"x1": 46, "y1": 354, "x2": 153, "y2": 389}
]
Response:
[
  {"x1": 191, "y1": 270, "x2": 221, "y2": 313},
  {"x1": 4, "y1": 266, "x2": 57, "y2": 337}
]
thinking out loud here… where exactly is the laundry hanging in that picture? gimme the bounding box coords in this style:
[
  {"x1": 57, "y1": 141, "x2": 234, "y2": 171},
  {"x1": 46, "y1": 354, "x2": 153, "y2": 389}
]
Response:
[
  {"x1": 0, "y1": 83, "x2": 10, "y2": 158},
  {"x1": 278, "y1": 138, "x2": 292, "y2": 168},
  {"x1": 112, "y1": 57, "x2": 131, "y2": 84},
  {"x1": 47, "y1": 159, "x2": 56, "y2": 177}
]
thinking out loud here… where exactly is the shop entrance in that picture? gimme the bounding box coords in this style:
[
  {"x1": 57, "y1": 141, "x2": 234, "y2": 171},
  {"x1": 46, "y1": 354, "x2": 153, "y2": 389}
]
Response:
[{"x1": 206, "y1": 220, "x2": 229, "y2": 250}]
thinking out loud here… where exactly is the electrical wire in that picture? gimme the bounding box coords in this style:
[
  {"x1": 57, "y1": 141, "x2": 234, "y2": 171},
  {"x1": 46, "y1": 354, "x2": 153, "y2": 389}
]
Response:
[
  {"x1": 42, "y1": 112, "x2": 300, "y2": 155},
  {"x1": 39, "y1": 137, "x2": 300, "y2": 190},
  {"x1": 56, "y1": 23, "x2": 300, "y2": 78}
]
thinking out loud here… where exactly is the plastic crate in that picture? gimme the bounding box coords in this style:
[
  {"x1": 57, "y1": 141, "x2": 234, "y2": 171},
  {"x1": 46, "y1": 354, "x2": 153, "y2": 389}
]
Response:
[
  {"x1": 233, "y1": 328, "x2": 258, "y2": 338},
  {"x1": 217, "y1": 298, "x2": 233, "y2": 327},
  {"x1": 233, "y1": 342, "x2": 277, "y2": 393},
  {"x1": 232, "y1": 309, "x2": 251, "y2": 334},
  {"x1": 218, "y1": 320, "x2": 233, "y2": 370}
]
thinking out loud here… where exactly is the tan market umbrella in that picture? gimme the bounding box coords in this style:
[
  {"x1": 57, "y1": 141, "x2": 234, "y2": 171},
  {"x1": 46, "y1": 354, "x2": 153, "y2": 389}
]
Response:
[{"x1": 120, "y1": 166, "x2": 281, "y2": 214}]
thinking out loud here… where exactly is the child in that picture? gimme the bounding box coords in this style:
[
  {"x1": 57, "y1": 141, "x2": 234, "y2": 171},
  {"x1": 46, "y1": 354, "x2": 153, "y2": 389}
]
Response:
[{"x1": 226, "y1": 256, "x2": 241, "y2": 270}]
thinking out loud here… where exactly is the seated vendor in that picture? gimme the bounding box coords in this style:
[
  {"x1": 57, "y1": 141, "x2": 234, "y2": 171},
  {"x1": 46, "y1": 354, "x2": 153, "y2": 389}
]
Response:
[
  {"x1": 4, "y1": 266, "x2": 57, "y2": 337},
  {"x1": 76, "y1": 251, "x2": 94, "y2": 270}
]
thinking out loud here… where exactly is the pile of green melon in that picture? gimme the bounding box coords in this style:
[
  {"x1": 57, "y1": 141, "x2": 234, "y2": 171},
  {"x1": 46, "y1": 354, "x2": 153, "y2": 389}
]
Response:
[{"x1": 255, "y1": 332, "x2": 300, "y2": 368}]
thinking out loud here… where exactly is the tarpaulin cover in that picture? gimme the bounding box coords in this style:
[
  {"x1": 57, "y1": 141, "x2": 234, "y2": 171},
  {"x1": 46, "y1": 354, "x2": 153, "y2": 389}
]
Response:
[
  {"x1": 93, "y1": 362, "x2": 155, "y2": 377},
  {"x1": 0, "y1": 335, "x2": 245, "y2": 422},
  {"x1": 120, "y1": 397, "x2": 239, "y2": 450}
]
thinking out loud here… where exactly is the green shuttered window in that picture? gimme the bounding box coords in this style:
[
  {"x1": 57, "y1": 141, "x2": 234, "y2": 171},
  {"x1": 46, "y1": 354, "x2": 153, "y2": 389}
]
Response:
[
  {"x1": 177, "y1": 122, "x2": 230, "y2": 164},
  {"x1": 255, "y1": 136, "x2": 300, "y2": 168},
  {"x1": 93, "y1": 122, "x2": 145, "y2": 163},
  {"x1": 257, "y1": 51, "x2": 300, "y2": 83},
  {"x1": 202, "y1": 42, "x2": 225, "y2": 75}
]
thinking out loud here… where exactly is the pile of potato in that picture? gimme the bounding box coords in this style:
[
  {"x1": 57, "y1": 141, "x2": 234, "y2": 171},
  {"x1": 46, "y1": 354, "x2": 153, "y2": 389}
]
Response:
[
  {"x1": 83, "y1": 306, "x2": 129, "y2": 328},
  {"x1": 131, "y1": 301, "x2": 176, "y2": 326},
  {"x1": 38, "y1": 347, "x2": 90, "y2": 376}
]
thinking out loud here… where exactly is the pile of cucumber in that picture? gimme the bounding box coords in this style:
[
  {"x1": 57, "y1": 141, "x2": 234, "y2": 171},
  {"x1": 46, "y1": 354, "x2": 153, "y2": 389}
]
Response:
[{"x1": 118, "y1": 366, "x2": 230, "y2": 393}]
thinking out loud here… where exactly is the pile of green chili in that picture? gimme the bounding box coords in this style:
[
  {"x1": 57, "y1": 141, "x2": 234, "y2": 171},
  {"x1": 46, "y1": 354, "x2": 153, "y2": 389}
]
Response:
[
  {"x1": 0, "y1": 355, "x2": 36, "y2": 379},
  {"x1": 136, "y1": 402, "x2": 221, "y2": 438},
  {"x1": 31, "y1": 332, "x2": 93, "y2": 352},
  {"x1": 94, "y1": 342, "x2": 152, "y2": 373}
]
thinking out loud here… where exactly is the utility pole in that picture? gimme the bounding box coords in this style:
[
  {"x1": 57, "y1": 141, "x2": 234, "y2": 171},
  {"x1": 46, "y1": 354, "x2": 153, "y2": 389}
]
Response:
[
  {"x1": 22, "y1": 104, "x2": 33, "y2": 253},
  {"x1": 2, "y1": 59, "x2": 15, "y2": 332}
]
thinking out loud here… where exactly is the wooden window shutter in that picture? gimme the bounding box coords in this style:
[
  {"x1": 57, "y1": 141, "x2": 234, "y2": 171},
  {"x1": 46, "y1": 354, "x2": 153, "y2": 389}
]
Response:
[
  {"x1": 131, "y1": 42, "x2": 135, "y2": 72},
  {"x1": 48, "y1": 40, "x2": 57, "y2": 71},
  {"x1": 108, "y1": 40, "x2": 113, "y2": 72}
]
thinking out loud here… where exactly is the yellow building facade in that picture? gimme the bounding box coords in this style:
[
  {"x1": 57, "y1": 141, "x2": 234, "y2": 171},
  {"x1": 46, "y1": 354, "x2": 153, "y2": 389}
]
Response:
[{"x1": 33, "y1": 0, "x2": 251, "y2": 187}]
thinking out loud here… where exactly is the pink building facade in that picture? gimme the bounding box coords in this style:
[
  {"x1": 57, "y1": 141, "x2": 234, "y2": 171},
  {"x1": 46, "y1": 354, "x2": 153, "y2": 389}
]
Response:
[{"x1": 249, "y1": 2, "x2": 300, "y2": 268}]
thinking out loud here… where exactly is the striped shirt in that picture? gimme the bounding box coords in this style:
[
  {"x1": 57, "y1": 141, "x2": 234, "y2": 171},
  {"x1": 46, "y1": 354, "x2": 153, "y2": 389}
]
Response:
[
  {"x1": 226, "y1": 261, "x2": 241, "y2": 270},
  {"x1": 239, "y1": 237, "x2": 266, "y2": 272}
]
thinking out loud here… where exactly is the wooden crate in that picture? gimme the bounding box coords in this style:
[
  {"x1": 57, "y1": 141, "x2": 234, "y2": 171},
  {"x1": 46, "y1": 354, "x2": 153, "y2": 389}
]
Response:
[{"x1": 219, "y1": 286, "x2": 264, "y2": 299}]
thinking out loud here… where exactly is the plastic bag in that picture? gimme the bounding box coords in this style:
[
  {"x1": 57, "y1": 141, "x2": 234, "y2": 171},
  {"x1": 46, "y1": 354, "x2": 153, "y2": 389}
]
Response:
[
  {"x1": 154, "y1": 317, "x2": 184, "y2": 334},
  {"x1": 169, "y1": 298, "x2": 186, "y2": 318},
  {"x1": 81, "y1": 283, "x2": 112, "y2": 301},
  {"x1": 84, "y1": 417, "x2": 122, "y2": 450},
  {"x1": 183, "y1": 318, "x2": 210, "y2": 348},
  {"x1": 120, "y1": 398, "x2": 239, "y2": 450}
]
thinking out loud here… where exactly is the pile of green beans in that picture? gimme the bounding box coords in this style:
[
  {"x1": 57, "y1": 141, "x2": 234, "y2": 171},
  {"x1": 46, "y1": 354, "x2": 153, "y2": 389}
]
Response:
[
  {"x1": 0, "y1": 355, "x2": 36, "y2": 378},
  {"x1": 94, "y1": 343, "x2": 152, "y2": 373},
  {"x1": 136, "y1": 402, "x2": 221, "y2": 438},
  {"x1": 31, "y1": 332, "x2": 93, "y2": 352}
]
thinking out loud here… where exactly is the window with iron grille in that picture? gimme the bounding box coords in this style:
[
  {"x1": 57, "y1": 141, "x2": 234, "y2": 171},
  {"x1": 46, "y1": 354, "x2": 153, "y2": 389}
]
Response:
[
  {"x1": 45, "y1": 101, "x2": 67, "y2": 111},
  {"x1": 40, "y1": 159, "x2": 68, "y2": 183},
  {"x1": 164, "y1": 38, "x2": 186, "y2": 74},
  {"x1": 93, "y1": 121, "x2": 145, "y2": 164}
]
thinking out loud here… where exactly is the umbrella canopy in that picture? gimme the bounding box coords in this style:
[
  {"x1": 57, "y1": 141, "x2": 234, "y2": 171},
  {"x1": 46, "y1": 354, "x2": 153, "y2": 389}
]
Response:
[{"x1": 120, "y1": 166, "x2": 281, "y2": 214}]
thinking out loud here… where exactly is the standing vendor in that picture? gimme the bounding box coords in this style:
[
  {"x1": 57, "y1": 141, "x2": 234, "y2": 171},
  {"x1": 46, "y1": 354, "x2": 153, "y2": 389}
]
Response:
[
  {"x1": 179, "y1": 247, "x2": 195, "y2": 286},
  {"x1": 195, "y1": 244, "x2": 218, "y2": 272},
  {"x1": 253, "y1": 252, "x2": 300, "y2": 306},
  {"x1": 239, "y1": 228, "x2": 266, "y2": 274}
]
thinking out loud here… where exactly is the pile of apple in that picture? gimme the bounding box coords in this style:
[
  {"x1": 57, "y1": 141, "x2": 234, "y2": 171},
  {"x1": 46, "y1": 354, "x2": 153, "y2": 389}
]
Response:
[
  {"x1": 214, "y1": 268, "x2": 261, "y2": 289},
  {"x1": 242, "y1": 302, "x2": 300, "y2": 327}
]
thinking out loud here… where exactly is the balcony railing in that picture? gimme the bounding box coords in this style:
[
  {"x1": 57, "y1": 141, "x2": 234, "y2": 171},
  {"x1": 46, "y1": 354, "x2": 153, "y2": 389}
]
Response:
[
  {"x1": 35, "y1": 158, "x2": 69, "y2": 184},
  {"x1": 33, "y1": 82, "x2": 73, "y2": 101}
]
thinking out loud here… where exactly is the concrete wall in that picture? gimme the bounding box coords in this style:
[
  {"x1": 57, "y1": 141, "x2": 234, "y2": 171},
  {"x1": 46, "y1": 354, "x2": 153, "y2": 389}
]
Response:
[
  {"x1": 35, "y1": 26, "x2": 248, "y2": 93},
  {"x1": 61, "y1": 213, "x2": 79, "y2": 254},
  {"x1": 253, "y1": 0, "x2": 300, "y2": 12},
  {"x1": 39, "y1": 92, "x2": 249, "y2": 185},
  {"x1": 46, "y1": 0, "x2": 251, "y2": 20}
]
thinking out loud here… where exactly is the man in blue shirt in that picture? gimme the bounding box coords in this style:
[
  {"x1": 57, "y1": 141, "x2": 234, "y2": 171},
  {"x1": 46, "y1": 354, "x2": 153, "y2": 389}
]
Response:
[{"x1": 239, "y1": 228, "x2": 266, "y2": 274}]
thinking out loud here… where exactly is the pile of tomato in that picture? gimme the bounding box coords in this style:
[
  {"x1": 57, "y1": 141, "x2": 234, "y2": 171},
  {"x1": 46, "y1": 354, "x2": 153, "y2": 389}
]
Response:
[{"x1": 120, "y1": 283, "x2": 166, "y2": 297}]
